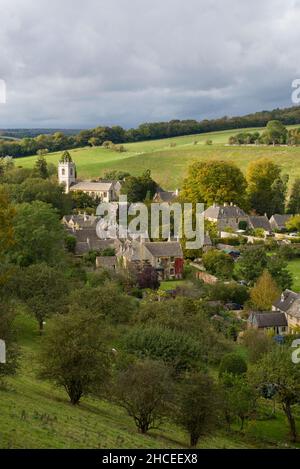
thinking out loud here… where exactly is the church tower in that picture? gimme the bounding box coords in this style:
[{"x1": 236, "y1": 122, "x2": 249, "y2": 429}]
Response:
[{"x1": 58, "y1": 151, "x2": 76, "y2": 193}]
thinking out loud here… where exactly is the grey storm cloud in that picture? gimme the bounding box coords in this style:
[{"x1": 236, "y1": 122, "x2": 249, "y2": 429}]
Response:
[{"x1": 0, "y1": 0, "x2": 300, "y2": 128}]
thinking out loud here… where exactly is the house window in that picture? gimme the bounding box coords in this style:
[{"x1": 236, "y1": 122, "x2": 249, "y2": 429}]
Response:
[
  {"x1": 170, "y1": 257, "x2": 175, "y2": 262},
  {"x1": 61, "y1": 168, "x2": 65, "y2": 176},
  {"x1": 103, "y1": 192, "x2": 107, "y2": 198}
]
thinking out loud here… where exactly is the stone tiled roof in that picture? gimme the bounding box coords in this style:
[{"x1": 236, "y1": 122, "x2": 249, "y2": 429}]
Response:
[
  {"x1": 286, "y1": 298, "x2": 300, "y2": 319},
  {"x1": 203, "y1": 204, "x2": 248, "y2": 220},
  {"x1": 70, "y1": 181, "x2": 114, "y2": 192},
  {"x1": 153, "y1": 191, "x2": 178, "y2": 203},
  {"x1": 248, "y1": 312, "x2": 288, "y2": 328},
  {"x1": 273, "y1": 289, "x2": 300, "y2": 312},
  {"x1": 270, "y1": 214, "x2": 292, "y2": 228},
  {"x1": 144, "y1": 241, "x2": 183, "y2": 258},
  {"x1": 249, "y1": 216, "x2": 272, "y2": 231}
]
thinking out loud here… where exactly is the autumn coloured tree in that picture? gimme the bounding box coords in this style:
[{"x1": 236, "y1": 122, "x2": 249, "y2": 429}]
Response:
[
  {"x1": 250, "y1": 270, "x2": 280, "y2": 311},
  {"x1": 180, "y1": 160, "x2": 247, "y2": 207}
]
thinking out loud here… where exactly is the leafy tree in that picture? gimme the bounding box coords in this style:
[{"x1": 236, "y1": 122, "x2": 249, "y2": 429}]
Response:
[
  {"x1": 174, "y1": 372, "x2": 219, "y2": 447},
  {"x1": 206, "y1": 282, "x2": 249, "y2": 306},
  {"x1": 235, "y1": 246, "x2": 268, "y2": 284},
  {"x1": 34, "y1": 155, "x2": 49, "y2": 179},
  {"x1": 250, "y1": 270, "x2": 280, "y2": 311},
  {"x1": 11, "y1": 201, "x2": 65, "y2": 266},
  {"x1": 65, "y1": 235, "x2": 76, "y2": 253},
  {"x1": 246, "y1": 158, "x2": 285, "y2": 216},
  {"x1": 181, "y1": 160, "x2": 247, "y2": 207},
  {"x1": 270, "y1": 175, "x2": 289, "y2": 214},
  {"x1": 123, "y1": 325, "x2": 203, "y2": 374},
  {"x1": 241, "y1": 329, "x2": 273, "y2": 363},
  {"x1": 219, "y1": 353, "x2": 247, "y2": 378},
  {"x1": 0, "y1": 301, "x2": 19, "y2": 378},
  {"x1": 18, "y1": 263, "x2": 68, "y2": 333},
  {"x1": 112, "y1": 359, "x2": 172, "y2": 434},
  {"x1": 287, "y1": 179, "x2": 300, "y2": 214},
  {"x1": 12, "y1": 178, "x2": 72, "y2": 216},
  {"x1": 250, "y1": 347, "x2": 300, "y2": 442},
  {"x1": 103, "y1": 170, "x2": 130, "y2": 180},
  {"x1": 220, "y1": 373, "x2": 257, "y2": 430},
  {"x1": 70, "y1": 283, "x2": 137, "y2": 325},
  {"x1": 202, "y1": 249, "x2": 234, "y2": 279},
  {"x1": 121, "y1": 170, "x2": 157, "y2": 203},
  {"x1": 0, "y1": 188, "x2": 15, "y2": 286},
  {"x1": 40, "y1": 309, "x2": 111, "y2": 405},
  {"x1": 137, "y1": 297, "x2": 232, "y2": 365},
  {"x1": 267, "y1": 256, "x2": 293, "y2": 290},
  {"x1": 71, "y1": 191, "x2": 98, "y2": 210},
  {"x1": 286, "y1": 214, "x2": 300, "y2": 232},
  {"x1": 260, "y1": 120, "x2": 288, "y2": 145},
  {"x1": 137, "y1": 266, "x2": 160, "y2": 290}
]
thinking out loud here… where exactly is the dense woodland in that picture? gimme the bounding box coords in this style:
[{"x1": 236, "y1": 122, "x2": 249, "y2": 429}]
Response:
[{"x1": 2, "y1": 106, "x2": 300, "y2": 158}]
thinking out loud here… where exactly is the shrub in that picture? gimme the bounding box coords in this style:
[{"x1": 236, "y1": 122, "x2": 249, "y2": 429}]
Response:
[{"x1": 219, "y1": 353, "x2": 247, "y2": 378}]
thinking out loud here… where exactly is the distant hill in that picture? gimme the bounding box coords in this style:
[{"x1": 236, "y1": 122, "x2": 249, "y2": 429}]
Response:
[{"x1": 0, "y1": 129, "x2": 82, "y2": 139}]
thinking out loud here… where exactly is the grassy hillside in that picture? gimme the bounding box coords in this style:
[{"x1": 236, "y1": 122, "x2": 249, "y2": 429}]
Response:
[
  {"x1": 14, "y1": 125, "x2": 300, "y2": 190},
  {"x1": 1, "y1": 313, "x2": 300, "y2": 449}
]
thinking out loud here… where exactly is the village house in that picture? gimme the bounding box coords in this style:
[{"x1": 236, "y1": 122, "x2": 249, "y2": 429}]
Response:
[
  {"x1": 58, "y1": 153, "x2": 121, "y2": 201},
  {"x1": 116, "y1": 238, "x2": 184, "y2": 280},
  {"x1": 269, "y1": 214, "x2": 292, "y2": 232},
  {"x1": 203, "y1": 203, "x2": 249, "y2": 232},
  {"x1": 248, "y1": 215, "x2": 272, "y2": 235},
  {"x1": 63, "y1": 213, "x2": 98, "y2": 230},
  {"x1": 248, "y1": 311, "x2": 288, "y2": 335},
  {"x1": 272, "y1": 289, "x2": 300, "y2": 332},
  {"x1": 153, "y1": 189, "x2": 179, "y2": 203}
]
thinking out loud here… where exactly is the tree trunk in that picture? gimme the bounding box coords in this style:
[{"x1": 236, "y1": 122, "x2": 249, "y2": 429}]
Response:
[
  {"x1": 283, "y1": 402, "x2": 297, "y2": 442},
  {"x1": 39, "y1": 319, "x2": 44, "y2": 335},
  {"x1": 240, "y1": 417, "x2": 245, "y2": 431},
  {"x1": 190, "y1": 433, "x2": 199, "y2": 448}
]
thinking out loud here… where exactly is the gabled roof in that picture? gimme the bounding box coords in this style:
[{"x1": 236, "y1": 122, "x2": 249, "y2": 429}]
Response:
[
  {"x1": 153, "y1": 191, "x2": 178, "y2": 203},
  {"x1": 273, "y1": 289, "x2": 300, "y2": 312},
  {"x1": 269, "y1": 214, "x2": 292, "y2": 228},
  {"x1": 249, "y1": 215, "x2": 272, "y2": 231},
  {"x1": 63, "y1": 214, "x2": 98, "y2": 229},
  {"x1": 203, "y1": 204, "x2": 247, "y2": 220},
  {"x1": 143, "y1": 241, "x2": 183, "y2": 258},
  {"x1": 248, "y1": 312, "x2": 288, "y2": 328}
]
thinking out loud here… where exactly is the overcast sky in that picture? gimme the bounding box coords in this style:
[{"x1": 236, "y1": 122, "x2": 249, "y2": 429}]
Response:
[{"x1": 0, "y1": 0, "x2": 300, "y2": 128}]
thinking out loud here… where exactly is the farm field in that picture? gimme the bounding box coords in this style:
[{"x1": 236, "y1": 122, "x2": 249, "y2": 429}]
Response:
[
  {"x1": 14, "y1": 125, "x2": 300, "y2": 190},
  {"x1": 287, "y1": 259, "x2": 300, "y2": 292},
  {"x1": 1, "y1": 313, "x2": 299, "y2": 449}
]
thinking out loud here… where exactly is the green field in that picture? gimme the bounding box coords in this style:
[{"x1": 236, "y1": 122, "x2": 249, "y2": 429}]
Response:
[
  {"x1": 1, "y1": 313, "x2": 300, "y2": 449},
  {"x1": 14, "y1": 125, "x2": 300, "y2": 190},
  {"x1": 288, "y1": 259, "x2": 300, "y2": 292}
]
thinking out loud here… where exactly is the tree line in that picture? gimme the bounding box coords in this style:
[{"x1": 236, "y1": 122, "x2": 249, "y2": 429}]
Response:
[{"x1": 2, "y1": 106, "x2": 300, "y2": 158}]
